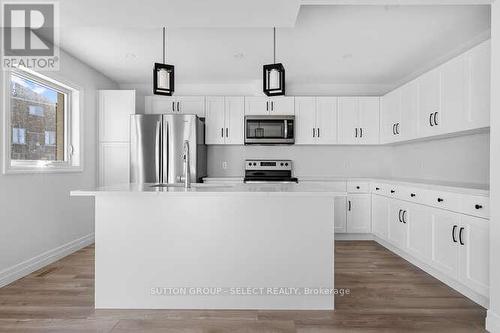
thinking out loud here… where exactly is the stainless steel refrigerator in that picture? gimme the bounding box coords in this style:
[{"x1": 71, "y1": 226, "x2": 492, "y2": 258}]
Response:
[{"x1": 130, "y1": 114, "x2": 207, "y2": 184}]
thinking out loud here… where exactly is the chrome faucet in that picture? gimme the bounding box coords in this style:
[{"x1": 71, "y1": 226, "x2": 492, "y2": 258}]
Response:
[{"x1": 183, "y1": 140, "x2": 191, "y2": 188}]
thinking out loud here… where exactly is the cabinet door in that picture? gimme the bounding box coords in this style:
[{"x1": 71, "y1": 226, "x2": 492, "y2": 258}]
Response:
[
  {"x1": 346, "y1": 194, "x2": 371, "y2": 233},
  {"x1": 418, "y1": 69, "x2": 442, "y2": 138},
  {"x1": 270, "y1": 97, "x2": 294, "y2": 115},
  {"x1": 334, "y1": 196, "x2": 347, "y2": 233},
  {"x1": 406, "y1": 203, "x2": 432, "y2": 262},
  {"x1": 224, "y1": 97, "x2": 245, "y2": 145},
  {"x1": 469, "y1": 40, "x2": 491, "y2": 130},
  {"x1": 459, "y1": 215, "x2": 489, "y2": 296},
  {"x1": 441, "y1": 54, "x2": 468, "y2": 134},
  {"x1": 99, "y1": 90, "x2": 135, "y2": 142},
  {"x1": 338, "y1": 97, "x2": 358, "y2": 145},
  {"x1": 316, "y1": 97, "x2": 338, "y2": 144},
  {"x1": 145, "y1": 96, "x2": 177, "y2": 114},
  {"x1": 400, "y1": 81, "x2": 418, "y2": 141},
  {"x1": 204, "y1": 97, "x2": 225, "y2": 145},
  {"x1": 99, "y1": 142, "x2": 129, "y2": 186},
  {"x1": 388, "y1": 201, "x2": 407, "y2": 250},
  {"x1": 294, "y1": 97, "x2": 316, "y2": 145},
  {"x1": 430, "y1": 209, "x2": 460, "y2": 279},
  {"x1": 380, "y1": 90, "x2": 400, "y2": 144},
  {"x1": 177, "y1": 96, "x2": 205, "y2": 117},
  {"x1": 245, "y1": 97, "x2": 269, "y2": 115},
  {"x1": 358, "y1": 97, "x2": 380, "y2": 144},
  {"x1": 372, "y1": 195, "x2": 389, "y2": 240}
]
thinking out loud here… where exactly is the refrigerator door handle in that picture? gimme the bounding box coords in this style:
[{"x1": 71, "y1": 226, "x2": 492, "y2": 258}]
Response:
[
  {"x1": 162, "y1": 119, "x2": 169, "y2": 184},
  {"x1": 155, "y1": 120, "x2": 162, "y2": 184}
]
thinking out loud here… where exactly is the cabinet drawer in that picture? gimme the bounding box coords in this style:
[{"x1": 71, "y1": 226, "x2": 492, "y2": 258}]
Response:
[
  {"x1": 421, "y1": 190, "x2": 462, "y2": 212},
  {"x1": 371, "y1": 182, "x2": 388, "y2": 195},
  {"x1": 347, "y1": 182, "x2": 370, "y2": 193},
  {"x1": 302, "y1": 181, "x2": 347, "y2": 192},
  {"x1": 396, "y1": 186, "x2": 421, "y2": 202},
  {"x1": 461, "y1": 195, "x2": 489, "y2": 218}
]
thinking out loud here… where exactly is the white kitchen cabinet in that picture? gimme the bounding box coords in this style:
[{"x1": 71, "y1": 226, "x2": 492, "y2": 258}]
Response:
[
  {"x1": 458, "y1": 215, "x2": 489, "y2": 296},
  {"x1": 468, "y1": 40, "x2": 491, "y2": 130},
  {"x1": 380, "y1": 90, "x2": 401, "y2": 144},
  {"x1": 406, "y1": 203, "x2": 432, "y2": 262},
  {"x1": 205, "y1": 96, "x2": 245, "y2": 145},
  {"x1": 441, "y1": 53, "x2": 468, "y2": 134},
  {"x1": 399, "y1": 80, "x2": 419, "y2": 141},
  {"x1": 338, "y1": 97, "x2": 380, "y2": 145},
  {"x1": 99, "y1": 143, "x2": 129, "y2": 187},
  {"x1": 418, "y1": 68, "x2": 442, "y2": 138},
  {"x1": 295, "y1": 97, "x2": 338, "y2": 145},
  {"x1": 346, "y1": 194, "x2": 371, "y2": 233},
  {"x1": 145, "y1": 96, "x2": 205, "y2": 117},
  {"x1": 244, "y1": 97, "x2": 294, "y2": 115},
  {"x1": 388, "y1": 200, "x2": 408, "y2": 250},
  {"x1": 372, "y1": 194, "x2": 389, "y2": 240},
  {"x1": 334, "y1": 196, "x2": 347, "y2": 233},
  {"x1": 98, "y1": 90, "x2": 135, "y2": 186},
  {"x1": 430, "y1": 209, "x2": 460, "y2": 279},
  {"x1": 99, "y1": 90, "x2": 135, "y2": 142}
]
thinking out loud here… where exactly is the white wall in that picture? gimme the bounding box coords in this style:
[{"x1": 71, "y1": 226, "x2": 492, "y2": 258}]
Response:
[{"x1": 0, "y1": 49, "x2": 118, "y2": 286}]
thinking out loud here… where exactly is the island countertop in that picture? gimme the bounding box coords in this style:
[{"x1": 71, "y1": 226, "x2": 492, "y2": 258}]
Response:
[{"x1": 70, "y1": 182, "x2": 348, "y2": 197}]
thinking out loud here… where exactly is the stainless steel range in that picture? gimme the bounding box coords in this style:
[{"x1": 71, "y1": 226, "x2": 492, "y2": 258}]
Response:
[{"x1": 244, "y1": 159, "x2": 298, "y2": 183}]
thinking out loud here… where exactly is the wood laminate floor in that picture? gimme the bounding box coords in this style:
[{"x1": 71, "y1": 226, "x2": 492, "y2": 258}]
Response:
[{"x1": 0, "y1": 241, "x2": 486, "y2": 332}]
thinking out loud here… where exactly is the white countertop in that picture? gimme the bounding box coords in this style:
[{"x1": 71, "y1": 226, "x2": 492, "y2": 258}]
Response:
[{"x1": 71, "y1": 182, "x2": 347, "y2": 197}]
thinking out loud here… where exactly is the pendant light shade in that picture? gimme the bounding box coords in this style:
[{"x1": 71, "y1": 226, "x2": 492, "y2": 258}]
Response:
[
  {"x1": 263, "y1": 27, "x2": 285, "y2": 96},
  {"x1": 153, "y1": 27, "x2": 175, "y2": 96}
]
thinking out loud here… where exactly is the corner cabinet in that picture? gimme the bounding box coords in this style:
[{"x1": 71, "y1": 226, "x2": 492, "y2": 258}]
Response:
[
  {"x1": 244, "y1": 96, "x2": 294, "y2": 115},
  {"x1": 295, "y1": 97, "x2": 338, "y2": 145},
  {"x1": 338, "y1": 97, "x2": 380, "y2": 145},
  {"x1": 205, "y1": 96, "x2": 245, "y2": 145},
  {"x1": 346, "y1": 194, "x2": 372, "y2": 233}
]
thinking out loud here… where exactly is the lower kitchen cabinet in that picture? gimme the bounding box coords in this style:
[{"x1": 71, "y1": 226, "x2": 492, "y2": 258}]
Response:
[
  {"x1": 406, "y1": 203, "x2": 433, "y2": 262},
  {"x1": 346, "y1": 194, "x2": 371, "y2": 233},
  {"x1": 371, "y1": 194, "x2": 389, "y2": 239},
  {"x1": 458, "y1": 215, "x2": 489, "y2": 296},
  {"x1": 430, "y1": 209, "x2": 461, "y2": 279},
  {"x1": 388, "y1": 200, "x2": 408, "y2": 250},
  {"x1": 334, "y1": 196, "x2": 347, "y2": 233}
]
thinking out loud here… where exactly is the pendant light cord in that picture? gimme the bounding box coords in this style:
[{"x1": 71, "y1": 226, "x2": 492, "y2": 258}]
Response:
[
  {"x1": 162, "y1": 27, "x2": 166, "y2": 64},
  {"x1": 273, "y1": 27, "x2": 276, "y2": 64}
]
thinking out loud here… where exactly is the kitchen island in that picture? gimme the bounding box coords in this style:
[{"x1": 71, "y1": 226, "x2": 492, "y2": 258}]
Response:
[{"x1": 71, "y1": 183, "x2": 342, "y2": 310}]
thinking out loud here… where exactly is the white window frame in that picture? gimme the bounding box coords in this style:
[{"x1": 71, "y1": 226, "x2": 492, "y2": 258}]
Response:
[{"x1": 2, "y1": 67, "x2": 83, "y2": 174}]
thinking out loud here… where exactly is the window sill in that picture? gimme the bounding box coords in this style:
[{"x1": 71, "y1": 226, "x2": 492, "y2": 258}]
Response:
[{"x1": 3, "y1": 166, "x2": 83, "y2": 175}]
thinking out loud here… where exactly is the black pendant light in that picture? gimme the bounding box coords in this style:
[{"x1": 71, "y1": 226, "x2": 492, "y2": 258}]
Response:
[
  {"x1": 153, "y1": 27, "x2": 175, "y2": 96},
  {"x1": 263, "y1": 27, "x2": 285, "y2": 96}
]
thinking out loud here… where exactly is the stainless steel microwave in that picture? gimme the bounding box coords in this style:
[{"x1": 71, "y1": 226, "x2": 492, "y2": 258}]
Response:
[{"x1": 244, "y1": 115, "x2": 295, "y2": 145}]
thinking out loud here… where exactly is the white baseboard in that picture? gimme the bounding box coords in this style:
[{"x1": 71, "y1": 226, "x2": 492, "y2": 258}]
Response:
[
  {"x1": 487, "y1": 310, "x2": 500, "y2": 333},
  {"x1": 0, "y1": 233, "x2": 95, "y2": 288},
  {"x1": 373, "y1": 235, "x2": 489, "y2": 308},
  {"x1": 335, "y1": 233, "x2": 374, "y2": 241}
]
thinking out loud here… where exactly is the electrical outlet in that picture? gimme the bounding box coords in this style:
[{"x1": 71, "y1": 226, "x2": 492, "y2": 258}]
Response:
[{"x1": 222, "y1": 161, "x2": 228, "y2": 169}]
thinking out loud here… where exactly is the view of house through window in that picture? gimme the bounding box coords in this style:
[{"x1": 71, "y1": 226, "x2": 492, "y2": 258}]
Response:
[{"x1": 10, "y1": 73, "x2": 66, "y2": 162}]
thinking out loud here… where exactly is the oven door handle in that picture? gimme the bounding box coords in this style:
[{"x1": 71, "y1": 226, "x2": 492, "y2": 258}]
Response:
[{"x1": 284, "y1": 120, "x2": 288, "y2": 139}]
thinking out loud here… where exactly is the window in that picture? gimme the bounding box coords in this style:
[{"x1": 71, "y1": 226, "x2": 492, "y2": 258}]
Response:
[
  {"x1": 28, "y1": 105, "x2": 44, "y2": 117},
  {"x1": 12, "y1": 128, "x2": 26, "y2": 145},
  {"x1": 45, "y1": 131, "x2": 56, "y2": 146},
  {"x1": 4, "y1": 68, "x2": 81, "y2": 173}
]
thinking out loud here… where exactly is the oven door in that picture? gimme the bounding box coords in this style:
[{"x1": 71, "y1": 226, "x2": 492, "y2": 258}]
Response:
[{"x1": 245, "y1": 116, "x2": 294, "y2": 144}]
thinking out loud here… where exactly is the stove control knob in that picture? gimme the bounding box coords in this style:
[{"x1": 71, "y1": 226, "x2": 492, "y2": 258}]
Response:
[
  {"x1": 280, "y1": 163, "x2": 284, "y2": 166},
  {"x1": 285, "y1": 163, "x2": 289, "y2": 166}
]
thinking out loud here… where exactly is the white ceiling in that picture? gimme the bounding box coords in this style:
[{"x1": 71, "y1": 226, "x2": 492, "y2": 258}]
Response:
[{"x1": 54, "y1": 5, "x2": 491, "y2": 89}]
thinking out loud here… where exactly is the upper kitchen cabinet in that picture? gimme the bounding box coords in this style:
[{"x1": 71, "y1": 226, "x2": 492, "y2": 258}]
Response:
[
  {"x1": 466, "y1": 40, "x2": 491, "y2": 130},
  {"x1": 418, "y1": 68, "x2": 443, "y2": 138},
  {"x1": 399, "y1": 80, "x2": 419, "y2": 141},
  {"x1": 380, "y1": 89, "x2": 401, "y2": 144},
  {"x1": 295, "y1": 97, "x2": 338, "y2": 145},
  {"x1": 99, "y1": 90, "x2": 136, "y2": 142},
  {"x1": 244, "y1": 96, "x2": 294, "y2": 116},
  {"x1": 145, "y1": 96, "x2": 206, "y2": 117},
  {"x1": 338, "y1": 97, "x2": 380, "y2": 145},
  {"x1": 205, "y1": 96, "x2": 245, "y2": 145}
]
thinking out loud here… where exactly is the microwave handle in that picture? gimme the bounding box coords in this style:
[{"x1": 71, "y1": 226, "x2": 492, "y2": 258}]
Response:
[{"x1": 284, "y1": 119, "x2": 288, "y2": 139}]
